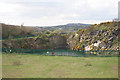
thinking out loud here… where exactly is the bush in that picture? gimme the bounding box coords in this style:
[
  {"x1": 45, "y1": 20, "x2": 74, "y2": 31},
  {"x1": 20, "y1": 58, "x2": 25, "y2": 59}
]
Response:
[{"x1": 44, "y1": 30, "x2": 51, "y2": 34}]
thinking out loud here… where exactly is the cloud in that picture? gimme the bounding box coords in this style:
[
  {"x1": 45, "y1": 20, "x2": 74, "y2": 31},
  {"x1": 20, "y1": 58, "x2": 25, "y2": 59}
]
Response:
[{"x1": 0, "y1": 0, "x2": 119, "y2": 26}]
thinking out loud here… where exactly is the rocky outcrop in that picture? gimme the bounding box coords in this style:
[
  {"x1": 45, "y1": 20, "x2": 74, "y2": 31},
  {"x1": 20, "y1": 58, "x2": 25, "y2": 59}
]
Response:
[{"x1": 67, "y1": 22, "x2": 119, "y2": 51}]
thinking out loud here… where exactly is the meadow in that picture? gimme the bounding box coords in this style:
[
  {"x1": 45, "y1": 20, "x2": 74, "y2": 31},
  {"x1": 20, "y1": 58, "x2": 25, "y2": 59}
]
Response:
[{"x1": 2, "y1": 53, "x2": 118, "y2": 78}]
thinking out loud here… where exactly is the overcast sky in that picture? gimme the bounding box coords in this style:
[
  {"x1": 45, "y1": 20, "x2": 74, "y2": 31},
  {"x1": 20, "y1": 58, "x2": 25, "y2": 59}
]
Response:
[{"x1": 0, "y1": 0, "x2": 119, "y2": 26}]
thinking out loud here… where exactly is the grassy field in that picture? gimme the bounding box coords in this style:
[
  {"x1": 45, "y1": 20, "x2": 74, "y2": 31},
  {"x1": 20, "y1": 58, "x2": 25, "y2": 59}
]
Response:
[{"x1": 2, "y1": 53, "x2": 118, "y2": 78}]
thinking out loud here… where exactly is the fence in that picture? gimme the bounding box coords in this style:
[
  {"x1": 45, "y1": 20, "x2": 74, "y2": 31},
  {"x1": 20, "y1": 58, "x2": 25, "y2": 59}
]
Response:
[{"x1": 2, "y1": 48, "x2": 119, "y2": 57}]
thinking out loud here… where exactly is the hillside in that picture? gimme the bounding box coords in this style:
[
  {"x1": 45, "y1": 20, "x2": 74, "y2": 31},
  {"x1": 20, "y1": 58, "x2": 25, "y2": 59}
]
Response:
[
  {"x1": 34, "y1": 23, "x2": 91, "y2": 33},
  {"x1": 1, "y1": 23, "x2": 91, "y2": 40},
  {"x1": 1, "y1": 23, "x2": 35, "y2": 39},
  {"x1": 2, "y1": 21, "x2": 119, "y2": 51},
  {"x1": 67, "y1": 21, "x2": 119, "y2": 51}
]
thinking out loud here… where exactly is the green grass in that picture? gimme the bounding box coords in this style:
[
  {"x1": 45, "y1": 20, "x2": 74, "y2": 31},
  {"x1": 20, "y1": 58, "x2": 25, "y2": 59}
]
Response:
[{"x1": 2, "y1": 53, "x2": 118, "y2": 78}]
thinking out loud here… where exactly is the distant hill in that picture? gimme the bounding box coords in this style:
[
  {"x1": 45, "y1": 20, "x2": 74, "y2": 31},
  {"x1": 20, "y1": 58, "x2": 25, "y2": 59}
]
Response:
[
  {"x1": 34, "y1": 23, "x2": 92, "y2": 33},
  {"x1": 66, "y1": 23, "x2": 91, "y2": 26}
]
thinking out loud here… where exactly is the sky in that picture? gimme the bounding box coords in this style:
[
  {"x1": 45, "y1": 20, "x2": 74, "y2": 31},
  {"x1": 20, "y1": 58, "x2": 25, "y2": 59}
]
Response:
[{"x1": 0, "y1": 0, "x2": 119, "y2": 26}]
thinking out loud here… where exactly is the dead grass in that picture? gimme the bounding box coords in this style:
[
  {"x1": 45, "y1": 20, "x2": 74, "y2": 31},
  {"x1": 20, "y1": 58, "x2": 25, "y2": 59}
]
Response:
[{"x1": 13, "y1": 61, "x2": 22, "y2": 66}]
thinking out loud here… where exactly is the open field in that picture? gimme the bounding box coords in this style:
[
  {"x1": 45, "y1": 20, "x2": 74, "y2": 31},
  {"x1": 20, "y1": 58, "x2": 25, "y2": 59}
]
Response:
[{"x1": 2, "y1": 53, "x2": 118, "y2": 78}]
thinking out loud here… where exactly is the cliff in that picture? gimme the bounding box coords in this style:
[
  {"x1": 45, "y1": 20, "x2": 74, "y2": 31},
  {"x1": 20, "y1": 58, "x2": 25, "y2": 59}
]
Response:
[{"x1": 67, "y1": 22, "x2": 119, "y2": 51}]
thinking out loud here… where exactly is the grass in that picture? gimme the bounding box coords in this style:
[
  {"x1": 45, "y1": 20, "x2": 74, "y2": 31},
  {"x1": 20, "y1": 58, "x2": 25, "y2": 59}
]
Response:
[{"x1": 2, "y1": 53, "x2": 118, "y2": 78}]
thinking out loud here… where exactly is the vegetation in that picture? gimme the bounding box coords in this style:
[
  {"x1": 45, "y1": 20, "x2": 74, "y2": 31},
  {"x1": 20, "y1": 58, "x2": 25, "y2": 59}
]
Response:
[
  {"x1": 67, "y1": 21, "x2": 119, "y2": 51},
  {"x1": 2, "y1": 21, "x2": 119, "y2": 51},
  {"x1": 34, "y1": 23, "x2": 91, "y2": 33},
  {"x1": 2, "y1": 23, "x2": 35, "y2": 39},
  {"x1": 1, "y1": 21, "x2": 119, "y2": 78}
]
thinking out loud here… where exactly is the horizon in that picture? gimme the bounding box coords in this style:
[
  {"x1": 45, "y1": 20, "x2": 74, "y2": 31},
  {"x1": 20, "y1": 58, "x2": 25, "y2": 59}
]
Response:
[
  {"x1": 1, "y1": 21, "x2": 112, "y2": 27},
  {"x1": 0, "y1": 0, "x2": 119, "y2": 26}
]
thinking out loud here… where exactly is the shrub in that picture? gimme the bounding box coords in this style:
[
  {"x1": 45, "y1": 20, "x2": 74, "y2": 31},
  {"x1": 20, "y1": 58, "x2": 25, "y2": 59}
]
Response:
[{"x1": 44, "y1": 30, "x2": 51, "y2": 34}]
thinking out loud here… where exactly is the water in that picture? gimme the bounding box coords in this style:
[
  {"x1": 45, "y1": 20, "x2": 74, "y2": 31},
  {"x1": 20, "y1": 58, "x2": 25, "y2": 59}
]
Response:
[{"x1": 2, "y1": 48, "x2": 119, "y2": 57}]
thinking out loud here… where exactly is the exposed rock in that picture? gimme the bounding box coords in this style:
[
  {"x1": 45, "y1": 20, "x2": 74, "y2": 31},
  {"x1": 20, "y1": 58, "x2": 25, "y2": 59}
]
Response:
[
  {"x1": 93, "y1": 40, "x2": 101, "y2": 47},
  {"x1": 99, "y1": 42, "x2": 106, "y2": 48}
]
